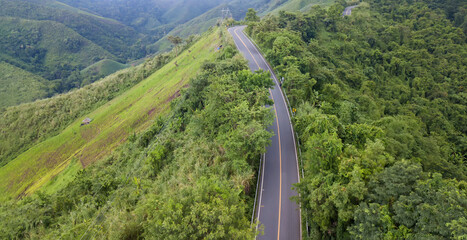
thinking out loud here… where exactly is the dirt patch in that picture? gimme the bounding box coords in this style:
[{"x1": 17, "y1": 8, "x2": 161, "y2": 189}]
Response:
[
  {"x1": 79, "y1": 128, "x2": 127, "y2": 167},
  {"x1": 147, "y1": 107, "x2": 157, "y2": 116},
  {"x1": 166, "y1": 90, "x2": 181, "y2": 103},
  {"x1": 80, "y1": 125, "x2": 100, "y2": 141}
]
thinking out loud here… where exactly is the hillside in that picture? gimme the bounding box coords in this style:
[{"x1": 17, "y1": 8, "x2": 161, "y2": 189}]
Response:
[
  {"x1": 0, "y1": 28, "x2": 223, "y2": 201},
  {"x1": 0, "y1": 62, "x2": 48, "y2": 108},
  {"x1": 0, "y1": 16, "x2": 115, "y2": 89}
]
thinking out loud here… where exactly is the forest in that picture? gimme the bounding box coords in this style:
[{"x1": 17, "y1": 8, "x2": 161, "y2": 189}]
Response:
[
  {"x1": 246, "y1": 0, "x2": 466, "y2": 238},
  {"x1": 0, "y1": 30, "x2": 273, "y2": 239}
]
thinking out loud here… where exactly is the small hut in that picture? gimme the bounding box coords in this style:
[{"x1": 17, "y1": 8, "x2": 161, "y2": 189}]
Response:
[{"x1": 81, "y1": 118, "x2": 92, "y2": 126}]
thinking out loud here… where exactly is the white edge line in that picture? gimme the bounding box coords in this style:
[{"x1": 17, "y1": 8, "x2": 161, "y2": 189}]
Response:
[
  {"x1": 238, "y1": 26, "x2": 302, "y2": 240},
  {"x1": 252, "y1": 154, "x2": 262, "y2": 224},
  {"x1": 256, "y1": 153, "x2": 266, "y2": 239}
]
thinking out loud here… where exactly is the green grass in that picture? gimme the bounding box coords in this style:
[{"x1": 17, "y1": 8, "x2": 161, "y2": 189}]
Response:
[
  {"x1": 0, "y1": 28, "x2": 222, "y2": 201},
  {"x1": 0, "y1": 62, "x2": 48, "y2": 107}
]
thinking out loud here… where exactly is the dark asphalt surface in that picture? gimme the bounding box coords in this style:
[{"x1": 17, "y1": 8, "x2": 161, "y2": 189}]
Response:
[
  {"x1": 228, "y1": 26, "x2": 301, "y2": 240},
  {"x1": 343, "y1": 5, "x2": 358, "y2": 16}
]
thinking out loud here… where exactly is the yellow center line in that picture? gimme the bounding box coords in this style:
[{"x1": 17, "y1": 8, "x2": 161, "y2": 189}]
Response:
[
  {"x1": 233, "y1": 28, "x2": 261, "y2": 70},
  {"x1": 269, "y1": 89, "x2": 282, "y2": 240},
  {"x1": 233, "y1": 27, "x2": 283, "y2": 240}
]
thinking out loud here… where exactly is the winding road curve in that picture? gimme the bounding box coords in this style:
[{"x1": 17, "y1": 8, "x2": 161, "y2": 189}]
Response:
[{"x1": 228, "y1": 26, "x2": 301, "y2": 240}]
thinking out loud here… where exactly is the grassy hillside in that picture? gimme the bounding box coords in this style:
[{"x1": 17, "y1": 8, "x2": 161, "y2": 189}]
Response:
[
  {"x1": 0, "y1": 62, "x2": 48, "y2": 108},
  {"x1": 0, "y1": 49, "x2": 175, "y2": 168},
  {"x1": 0, "y1": 28, "x2": 222, "y2": 201}
]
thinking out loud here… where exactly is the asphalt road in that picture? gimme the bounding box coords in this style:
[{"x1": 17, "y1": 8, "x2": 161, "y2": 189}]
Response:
[
  {"x1": 343, "y1": 5, "x2": 358, "y2": 16},
  {"x1": 228, "y1": 26, "x2": 301, "y2": 240}
]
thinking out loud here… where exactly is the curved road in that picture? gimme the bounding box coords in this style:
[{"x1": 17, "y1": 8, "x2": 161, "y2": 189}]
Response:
[
  {"x1": 228, "y1": 26, "x2": 301, "y2": 240},
  {"x1": 343, "y1": 5, "x2": 358, "y2": 16}
]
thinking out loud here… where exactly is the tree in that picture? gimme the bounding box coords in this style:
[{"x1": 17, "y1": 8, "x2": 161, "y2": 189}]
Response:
[
  {"x1": 245, "y1": 8, "x2": 259, "y2": 22},
  {"x1": 167, "y1": 35, "x2": 183, "y2": 56}
]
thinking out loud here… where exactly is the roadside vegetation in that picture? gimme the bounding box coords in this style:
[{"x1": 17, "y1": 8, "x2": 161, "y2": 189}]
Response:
[
  {"x1": 0, "y1": 28, "x2": 273, "y2": 239},
  {"x1": 246, "y1": 0, "x2": 466, "y2": 238}
]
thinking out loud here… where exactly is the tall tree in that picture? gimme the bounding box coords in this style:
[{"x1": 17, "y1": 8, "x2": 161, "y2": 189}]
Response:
[
  {"x1": 245, "y1": 8, "x2": 259, "y2": 22},
  {"x1": 167, "y1": 35, "x2": 183, "y2": 56}
]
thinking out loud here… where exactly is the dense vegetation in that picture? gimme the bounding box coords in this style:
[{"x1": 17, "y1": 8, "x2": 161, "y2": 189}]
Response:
[
  {"x1": 0, "y1": 34, "x2": 273, "y2": 239},
  {"x1": 246, "y1": 0, "x2": 466, "y2": 238}
]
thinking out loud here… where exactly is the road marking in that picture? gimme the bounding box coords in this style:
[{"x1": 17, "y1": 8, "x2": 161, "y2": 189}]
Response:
[
  {"x1": 233, "y1": 28, "x2": 261, "y2": 70},
  {"x1": 256, "y1": 153, "x2": 266, "y2": 235},
  {"x1": 243, "y1": 30, "x2": 303, "y2": 239},
  {"x1": 270, "y1": 89, "x2": 283, "y2": 240},
  {"x1": 242, "y1": 28, "x2": 301, "y2": 186}
]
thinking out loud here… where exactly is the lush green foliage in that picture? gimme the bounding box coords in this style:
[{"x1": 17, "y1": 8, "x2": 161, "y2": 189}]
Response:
[
  {"x1": 0, "y1": 36, "x2": 273, "y2": 239},
  {"x1": 247, "y1": 0, "x2": 466, "y2": 238}
]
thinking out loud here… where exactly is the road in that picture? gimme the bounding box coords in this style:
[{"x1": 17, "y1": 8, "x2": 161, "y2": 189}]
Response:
[
  {"x1": 343, "y1": 5, "x2": 358, "y2": 16},
  {"x1": 228, "y1": 26, "x2": 301, "y2": 240}
]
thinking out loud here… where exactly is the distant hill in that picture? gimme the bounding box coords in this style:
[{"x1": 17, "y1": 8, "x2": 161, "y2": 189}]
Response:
[
  {"x1": 0, "y1": 17, "x2": 114, "y2": 76},
  {"x1": 267, "y1": 0, "x2": 335, "y2": 14},
  {"x1": 151, "y1": 0, "x2": 293, "y2": 52},
  {"x1": 0, "y1": 62, "x2": 48, "y2": 108},
  {"x1": 0, "y1": 0, "x2": 141, "y2": 59},
  {"x1": 80, "y1": 59, "x2": 129, "y2": 86}
]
